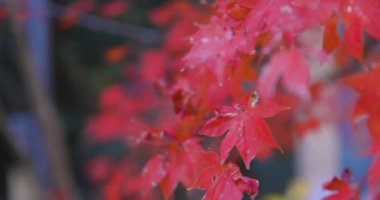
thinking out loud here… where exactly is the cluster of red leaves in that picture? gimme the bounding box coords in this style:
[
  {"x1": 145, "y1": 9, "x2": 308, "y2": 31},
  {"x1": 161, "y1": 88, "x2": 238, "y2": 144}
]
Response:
[
  {"x1": 83, "y1": 0, "x2": 380, "y2": 199},
  {"x1": 186, "y1": 0, "x2": 380, "y2": 99},
  {"x1": 142, "y1": 149, "x2": 260, "y2": 200}
]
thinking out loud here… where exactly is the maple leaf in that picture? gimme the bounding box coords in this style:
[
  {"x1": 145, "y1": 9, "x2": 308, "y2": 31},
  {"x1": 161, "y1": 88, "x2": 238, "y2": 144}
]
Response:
[
  {"x1": 140, "y1": 140, "x2": 204, "y2": 199},
  {"x1": 141, "y1": 155, "x2": 167, "y2": 189},
  {"x1": 257, "y1": 49, "x2": 310, "y2": 101},
  {"x1": 200, "y1": 96, "x2": 287, "y2": 169},
  {"x1": 190, "y1": 151, "x2": 259, "y2": 200},
  {"x1": 185, "y1": 0, "x2": 337, "y2": 84},
  {"x1": 159, "y1": 149, "x2": 189, "y2": 199},
  {"x1": 203, "y1": 171, "x2": 243, "y2": 200},
  {"x1": 343, "y1": 67, "x2": 380, "y2": 193},
  {"x1": 343, "y1": 10, "x2": 363, "y2": 62},
  {"x1": 192, "y1": 152, "x2": 227, "y2": 190},
  {"x1": 140, "y1": 149, "x2": 184, "y2": 199},
  {"x1": 184, "y1": 16, "x2": 241, "y2": 83},
  {"x1": 341, "y1": 0, "x2": 380, "y2": 62},
  {"x1": 343, "y1": 66, "x2": 380, "y2": 137},
  {"x1": 323, "y1": 169, "x2": 359, "y2": 200},
  {"x1": 198, "y1": 159, "x2": 259, "y2": 200},
  {"x1": 237, "y1": 0, "x2": 336, "y2": 45}
]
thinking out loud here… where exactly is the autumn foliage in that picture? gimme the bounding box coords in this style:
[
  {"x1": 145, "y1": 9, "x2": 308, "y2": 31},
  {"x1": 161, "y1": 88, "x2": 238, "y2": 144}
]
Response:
[{"x1": 81, "y1": 0, "x2": 380, "y2": 199}]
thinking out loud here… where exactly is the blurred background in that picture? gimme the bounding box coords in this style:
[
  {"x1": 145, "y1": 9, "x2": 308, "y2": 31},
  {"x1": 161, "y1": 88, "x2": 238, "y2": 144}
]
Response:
[
  {"x1": 1, "y1": 0, "x2": 164, "y2": 199},
  {"x1": 0, "y1": 0, "x2": 375, "y2": 199}
]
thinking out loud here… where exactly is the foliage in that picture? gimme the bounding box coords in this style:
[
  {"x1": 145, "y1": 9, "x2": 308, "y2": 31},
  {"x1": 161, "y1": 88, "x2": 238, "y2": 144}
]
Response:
[
  {"x1": 82, "y1": 0, "x2": 380, "y2": 200},
  {"x1": 49, "y1": 0, "x2": 380, "y2": 199}
]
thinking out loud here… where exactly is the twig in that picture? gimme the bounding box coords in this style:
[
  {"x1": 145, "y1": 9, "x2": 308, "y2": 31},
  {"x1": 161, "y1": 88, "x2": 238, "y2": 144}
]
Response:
[
  {"x1": 9, "y1": 4, "x2": 80, "y2": 200},
  {"x1": 49, "y1": 3, "x2": 162, "y2": 45}
]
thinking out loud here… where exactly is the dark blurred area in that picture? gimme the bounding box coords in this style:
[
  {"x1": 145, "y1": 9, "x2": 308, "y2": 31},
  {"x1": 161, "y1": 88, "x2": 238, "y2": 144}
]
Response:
[{"x1": 0, "y1": 0, "x2": 164, "y2": 199}]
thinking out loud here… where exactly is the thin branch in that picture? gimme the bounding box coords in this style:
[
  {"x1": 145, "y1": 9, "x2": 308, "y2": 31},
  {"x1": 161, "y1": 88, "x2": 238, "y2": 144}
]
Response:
[
  {"x1": 9, "y1": 5, "x2": 80, "y2": 200},
  {"x1": 49, "y1": 3, "x2": 162, "y2": 45}
]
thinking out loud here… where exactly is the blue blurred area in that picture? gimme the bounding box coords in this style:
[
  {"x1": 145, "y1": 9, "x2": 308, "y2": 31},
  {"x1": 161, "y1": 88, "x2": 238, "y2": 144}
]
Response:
[
  {"x1": 340, "y1": 121, "x2": 372, "y2": 179},
  {"x1": 7, "y1": 112, "x2": 52, "y2": 188},
  {"x1": 338, "y1": 86, "x2": 372, "y2": 195},
  {"x1": 26, "y1": 0, "x2": 51, "y2": 91},
  {"x1": 4, "y1": 0, "x2": 53, "y2": 192}
]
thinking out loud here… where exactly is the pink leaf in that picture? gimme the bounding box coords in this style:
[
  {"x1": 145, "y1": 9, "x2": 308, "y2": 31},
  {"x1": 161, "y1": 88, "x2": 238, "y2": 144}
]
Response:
[
  {"x1": 200, "y1": 100, "x2": 286, "y2": 169},
  {"x1": 142, "y1": 155, "x2": 166, "y2": 189},
  {"x1": 202, "y1": 172, "x2": 243, "y2": 200}
]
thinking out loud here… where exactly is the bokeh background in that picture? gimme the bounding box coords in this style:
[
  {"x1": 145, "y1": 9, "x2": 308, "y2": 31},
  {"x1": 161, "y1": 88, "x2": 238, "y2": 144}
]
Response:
[{"x1": 0, "y1": 0, "x2": 374, "y2": 199}]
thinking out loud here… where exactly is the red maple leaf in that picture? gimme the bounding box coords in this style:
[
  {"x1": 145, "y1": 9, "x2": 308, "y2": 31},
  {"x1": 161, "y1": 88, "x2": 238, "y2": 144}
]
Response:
[
  {"x1": 341, "y1": 0, "x2": 380, "y2": 62},
  {"x1": 343, "y1": 67, "x2": 380, "y2": 194},
  {"x1": 202, "y1": 171, "x2": 243, "y2": 200},
  {"x1": 343, "y1": 10, "x2": 363, "y2": 63},
  {"x1": 323, "y1": 169, "x2": 359, "y2": 200},
  {"x1": 184, "y1": 16, "x2": 242, "y2": 83},
  {"x1": 198, "y1": 159, "x2": 259, "y2": 200},
  {"x1": 140, "y1": 140, "x2": 204, "y2": 199},
  {"x1": 141, "y1": 155, "x2": 167, "y2": 189},
  {"x1": 191, "y1": 152, "x2": 259, "y2": 200},
  {"x1": 200, "y1": 95, "x2": 288, "y2": 169},
  {"x1": 191, "y1": 151, "x2": 228, "y2": 190},
  {"x1": 343, "y1": 66, "x2": 380, "y2": 137}
]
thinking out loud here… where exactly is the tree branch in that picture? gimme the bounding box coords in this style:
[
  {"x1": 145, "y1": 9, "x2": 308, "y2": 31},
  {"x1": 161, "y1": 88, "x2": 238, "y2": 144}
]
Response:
[{"x1": 9, "y1": 5, "x2": 80, "y2": 200}]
